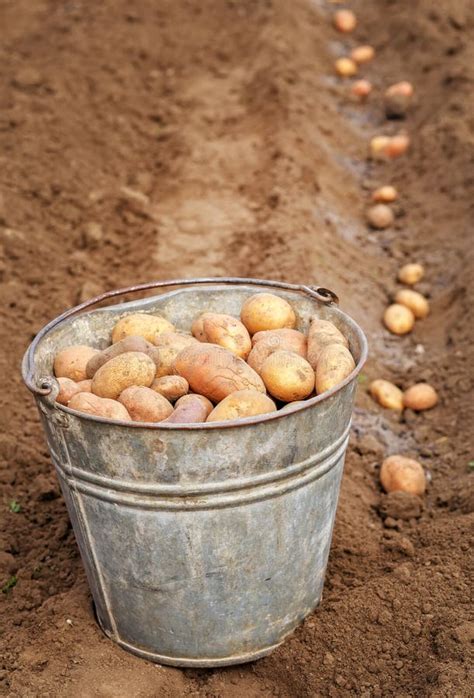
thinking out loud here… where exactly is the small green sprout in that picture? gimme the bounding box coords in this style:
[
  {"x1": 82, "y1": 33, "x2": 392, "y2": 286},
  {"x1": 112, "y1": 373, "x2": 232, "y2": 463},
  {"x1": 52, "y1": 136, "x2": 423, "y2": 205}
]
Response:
[
  {"x1": 2, "y1": 576, "x2": 17, "y2": 593},
  {"x1": 9, "y1": 500, "x2": 21, "y2": 513}
]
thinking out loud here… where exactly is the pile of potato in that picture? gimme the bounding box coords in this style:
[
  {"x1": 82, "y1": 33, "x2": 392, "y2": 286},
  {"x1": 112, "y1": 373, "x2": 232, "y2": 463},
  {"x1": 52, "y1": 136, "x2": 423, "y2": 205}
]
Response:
[{"x1": 52, "y1": 293, "x2": 356, "y2": 424}]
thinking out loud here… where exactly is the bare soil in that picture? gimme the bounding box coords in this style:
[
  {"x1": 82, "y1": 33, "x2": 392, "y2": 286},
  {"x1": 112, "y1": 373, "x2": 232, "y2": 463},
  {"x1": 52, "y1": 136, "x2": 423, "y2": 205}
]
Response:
[{"x1": 1, "y1": 1, "x2": 473, "y2": 696}]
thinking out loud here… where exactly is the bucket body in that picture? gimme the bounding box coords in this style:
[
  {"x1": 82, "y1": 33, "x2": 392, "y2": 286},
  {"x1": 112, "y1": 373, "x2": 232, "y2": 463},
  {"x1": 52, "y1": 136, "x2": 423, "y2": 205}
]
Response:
[{"x1": 23, "y1": 280, "x2": 367, "y2": 667}]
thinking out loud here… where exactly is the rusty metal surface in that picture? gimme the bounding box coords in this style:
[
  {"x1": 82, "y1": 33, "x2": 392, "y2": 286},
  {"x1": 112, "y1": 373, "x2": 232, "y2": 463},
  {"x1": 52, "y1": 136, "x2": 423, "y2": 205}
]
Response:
[{"x1": 23, "y1": 279, "x2": 367, "y2": 667}]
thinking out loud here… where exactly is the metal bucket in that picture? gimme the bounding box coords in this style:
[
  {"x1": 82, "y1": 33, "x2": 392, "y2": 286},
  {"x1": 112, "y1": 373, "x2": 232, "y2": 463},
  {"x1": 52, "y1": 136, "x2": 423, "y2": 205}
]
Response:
[{"x1": 22, "y1": 278, "x2": 367, "y2": 668}]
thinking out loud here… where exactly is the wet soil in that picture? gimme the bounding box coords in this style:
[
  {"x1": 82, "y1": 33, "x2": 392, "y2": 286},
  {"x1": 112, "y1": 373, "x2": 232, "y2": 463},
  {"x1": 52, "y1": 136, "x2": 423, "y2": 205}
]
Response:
[{"x1": 0, "y1": 0, "x2": 473, "y2": 696}]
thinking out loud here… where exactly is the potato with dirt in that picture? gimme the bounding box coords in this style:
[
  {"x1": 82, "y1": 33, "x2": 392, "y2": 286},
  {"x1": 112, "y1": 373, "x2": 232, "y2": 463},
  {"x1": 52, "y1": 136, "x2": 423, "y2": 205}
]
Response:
[
  {"x1": 395, "y1": 289, "x2": 429, "y2": 319},
  {"x1": 192, "y1": 312, "x2": 251, "y2": 359},
  {"x1": 247, "y1": 328, "x2": 307, "y2": 374},
  {"x1": 91, "y1": 351, "x2": 156, "y2": 399},
  {"x1": 153, "y1": 331, "x2": 199, "y2": 377},
  {"x1": 68, "y1": 392, "x2": 131, "y2": 421},
  {"x1": 307, "y1": 317, "x2": 348, "y2": 369},
  {"x1": 383, "y1": 303, "x2": 415, "y2": 334},
  {"x1": 118, "y1": 386, "x2": 173, "y2": 422},
  {"x1": 260, "y1": 351, "x2": 315, "y2": 401},
  {"x1": 369, "y1": 379, "x2": 404, "y2": 410},
  {"x1": 163, "y1": 394, "x2": 214, "y2": 424},
  {"x1": 315, "y1": 345, "x2": 355, "y2": 394},
  {"x1": 151, "y1": 375, "x2": 189, "y2": 402},
  {"x1": 240, "y1": 293, "x2": 296, "y2": 335},
  {"x1": 86, "y1": 335, "x2": 157, "y2": 378},
  {"x1": 54, "y1": 345, "x2": 99, "y2": 382},
  {"x1": 174, "y1": 343, "x2": 265, "y2": 402},
  {"x1": 403, "y1": 383, "x2": 438, "y2": 411},
  {"x1": 380, "y1": 455, "x2": 426, "y2": 496},
  {"x1": 111, "y1": 313, "x2": 174, "y2": 344},
  {"x1": 207, "y1": 390, "x2": 276, "y2": 422}
]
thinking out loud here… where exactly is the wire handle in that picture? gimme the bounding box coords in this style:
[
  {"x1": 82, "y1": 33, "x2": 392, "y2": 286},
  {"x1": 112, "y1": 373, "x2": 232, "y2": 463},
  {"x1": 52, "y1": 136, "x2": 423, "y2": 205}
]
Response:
[{"x1": 22, "y1": 277, "x2": 338, "y2": 397}]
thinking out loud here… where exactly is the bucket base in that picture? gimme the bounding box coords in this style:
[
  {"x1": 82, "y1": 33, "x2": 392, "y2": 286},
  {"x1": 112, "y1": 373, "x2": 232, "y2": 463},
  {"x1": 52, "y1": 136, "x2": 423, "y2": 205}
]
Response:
[{"x1": 114, "y1": 635, "x2": 282, "y2": 668}]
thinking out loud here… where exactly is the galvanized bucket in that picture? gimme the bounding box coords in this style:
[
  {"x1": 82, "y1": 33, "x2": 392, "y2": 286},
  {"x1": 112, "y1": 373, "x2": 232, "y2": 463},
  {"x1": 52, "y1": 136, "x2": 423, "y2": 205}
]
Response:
[{"x1": 22, "y1": 278, "x2": 367, "y2": 668}]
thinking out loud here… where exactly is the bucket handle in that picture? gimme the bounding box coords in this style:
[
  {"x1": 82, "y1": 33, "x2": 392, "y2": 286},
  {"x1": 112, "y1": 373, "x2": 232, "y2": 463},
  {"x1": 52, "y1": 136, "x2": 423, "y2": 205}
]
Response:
[{"x1": 22, "y1": 277, "x2": 338, "y2": 398}]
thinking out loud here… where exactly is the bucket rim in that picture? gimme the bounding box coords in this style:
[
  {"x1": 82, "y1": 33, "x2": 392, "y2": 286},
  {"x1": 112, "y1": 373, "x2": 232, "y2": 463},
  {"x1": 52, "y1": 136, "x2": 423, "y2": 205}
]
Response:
[{"x1": 22, "y1": 277, "x2": 368, "y2": 430}]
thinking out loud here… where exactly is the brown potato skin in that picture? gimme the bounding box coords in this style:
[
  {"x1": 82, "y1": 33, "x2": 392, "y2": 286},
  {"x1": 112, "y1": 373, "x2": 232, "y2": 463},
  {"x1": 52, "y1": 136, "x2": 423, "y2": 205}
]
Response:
[
  {"x1": 68, "y1": 392, "x2": 131, "y2": 421},
  {"x1": 260, "y1": 351, "x2": 315, "y2": 402},
  {"x1": 56, "y1": 377, "x2": 81, "y2": 406},
  {"x1": 207, "y1": 390, "x2": 276, "y2": 422},
  {"x1": 307, "y1": 317, "x2": 348, "y2": 369},
  {"x1": 153, "y1": 332, "x2": 198, "y2": 378},
  {"x1": 380, "y1": 455, "x2": 426, "y2": 495},
  {"x1": 163, "y1": 394, "x2": 213, "y2": 424},
  {"x1": 240, "y1": 293, "x2": 296, "y2": 335},
  {"x1": 383, "y1": 304, "x2": 415, "y2": 335},
  {"x1": 395, "y1": 289, "x2": 429, "y2": 319},
  {"x1": 369, "y1": 379, "x2": 404, "y2": 410},
  {"x1": 76, "y1": 379, "x2": 92, "y2": 392},
  {"x1": 151, "y1": 375, "x2": 189, "y2": 402},
  {"x1": 86, "y1": 336, "x2": 153, "y2": 378},
  {"x1": 54, "y1": 345, "x2": 100, "y2": 382},
  {"x1": 111, "y1": 313, "x2": 174, "y2": 344},
  {"x1": 91, "y1": 351, "x2": 156, "y2": 399},
  {"x1": 118, "y1": 386, "x2": 173, "y2": 422},
  {"x1": 403, "y1": 383, "x2": 438, "y2": 411},
  {"x1": 315, "y1": 345, "x2": 355, "y2": 394},
  {"x1": 194, "y1": 313, "x2": 252, "y2": 359},
  {"x1": 174, "y1": 343, "x2": 265, "y2": 402},
  {"x1": 248, "y1": 329, "x2": 307, "y2": 374}
]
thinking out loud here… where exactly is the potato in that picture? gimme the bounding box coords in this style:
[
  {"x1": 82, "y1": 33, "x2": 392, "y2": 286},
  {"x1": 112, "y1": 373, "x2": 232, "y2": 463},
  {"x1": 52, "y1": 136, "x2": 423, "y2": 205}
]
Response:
[
  {"x1": 307, "y1": 317, "x2": 348, "y2": 369},
  {"x1": 248, "y1": 329, "x2": 307, "y2": 374},
  {"x1": 153, "y1": 332, "x2": 198, "y2": 378},
  {"x1": 174, "y1": 343, "x2": 265, "y2": 402},
  {"x1": 350, "y1": 45, "x2": 375, "y2": 64},
  {"x1": 118, "y1": 386, "x2": 173, "y2": 422},
  {"x1": 163, "y1": 394, "x2": 213, "y2": 424},
  {"x1": 261, "y1": 351, "x2": 315, "y2": 402},
  {"x1": 367, "y1": 204, "x2": 394, "y2": 229},
  {"x1": 56, "y1": 377, "x2": 81, "y2": 406},
  {"x1": 91, "y1": 351, "x2": 156, "y2": 399},
  {"x1": 335, "y1": 57, "x2": 357, "y2": 77},
  {"x1": 372, "y1": 185, "x2": 398, "y2": 203},
  {"x1": 351, "y1": 79, "x2": 372, "y2": 100},
  {"x1": 383, "y1": 304, "x2": 415, "y2": 335},
  {"x1": 380, "y1": 455, "x2": 426, "y2": 496},
  {"x1": 315, "y1": 345, "x2": 355, "y2": 394},
  {"x1": 207, "y1": 390, "x2": 276, "y2": 422},
  {"x1": 395, "y1": 289, "x2": 429, "y2": 319},
  {"x1": 54, "y1": 345, "x2": 99, "y2": 382},
  {"x1": 77, "y1": 379, "x2": 92, "y2": 392},
  {"x1": 68, "y1": 392, "x2": 131, "y2": 421},
  {"x1": 403, "y1": 383, "x2": 438, "y2": 411},
  {"x1": 240, "y1": 293, "x2": 296, "y2": 335},
  {"x1": 370, "y1": 135, "x2": 391, "y2": 160},
  {"x1": 333, "y1": 9, "x2": 357, "y2": 32},
  {"x1": 369, "y1": 379, "x2": 403, "y2": 410},
  {"x1": 111, "y1": 313, "x2": 174, "y2": 344},
  {"x1": 86, "y1": 336, "x2": 154, "y2": 378},
  {"x1": 279, "y1": 400, "x2": 307, "y2": 414},
  {"x1": 191, "y1": 316, "x2": 206, "y2": 341},
  {"x1": 397, "y1": 263, "x2": 424, "y2": 286},
  {"x1": 192, "y1": 313, "x2": 252, "y2": 359},
  {"x1": 151, "y1": 375, "x2": 189, "y2": 402}
]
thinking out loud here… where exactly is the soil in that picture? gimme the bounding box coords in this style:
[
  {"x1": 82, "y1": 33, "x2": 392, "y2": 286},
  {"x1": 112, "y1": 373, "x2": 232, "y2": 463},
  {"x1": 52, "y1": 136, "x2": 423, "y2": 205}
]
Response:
[{"x1": 1, "y1": 0, "x2": 473, "y2": 696}]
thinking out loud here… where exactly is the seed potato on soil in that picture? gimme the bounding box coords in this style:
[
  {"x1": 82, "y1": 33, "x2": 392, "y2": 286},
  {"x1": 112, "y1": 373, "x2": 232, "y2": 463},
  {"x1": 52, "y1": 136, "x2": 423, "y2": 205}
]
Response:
[
  {"x1": 372, "y1": 185, "x2": 398, "y2": 203},
  {"x1": 366, "y1": 203, "x2": 394, "y2": 229},
  {"x1": 403, "y1": 383, "x2": 439, "y2": 411},
  {"x1": 335, "y1": 57, "x2": 358, "y2": 77},
  {"x1": 383, "y1": 303, "x2": 415, "y2": 334},
  {"x1": 398, "y1": 262, "x2": 425, "y2": 285},
  {"x1": 395, "y1": 288, "x2": 430, "y2": 318},
  {"x1": 380, "y1": 455, "x2": 426, "y2": 496},
  {"x1": 333, "y1": 9, "x2": 357, "y2": 33},
  {"x1": 351, "y1": 78, "x2": 372, "y2": 100},
  {"x1": 369, "y1": 379, "x2": 404, "y2": 410},
  {"x1": 350, "y1": 45, "x2": 375, "y2": 64}
]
